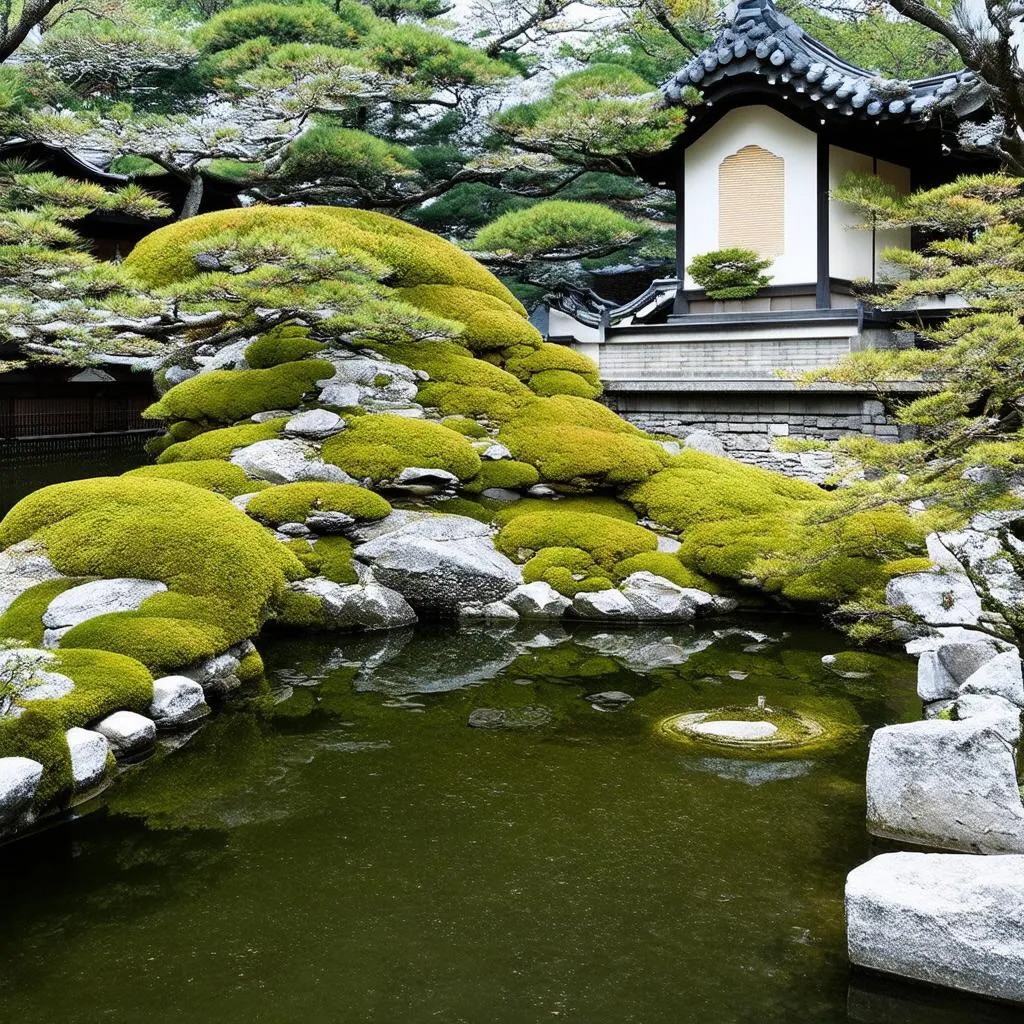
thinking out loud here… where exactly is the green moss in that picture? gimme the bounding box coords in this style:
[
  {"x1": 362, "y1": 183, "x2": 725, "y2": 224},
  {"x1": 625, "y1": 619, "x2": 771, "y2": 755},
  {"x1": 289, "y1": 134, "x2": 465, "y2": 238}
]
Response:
[
  {"x1": 245, "y1": 482, "x2": 390, "y2": 525},
  {"x1": 168, "y1": 420, "x2": 208, "y2": 441},
  {"x1": 521, "y1": 546, "x2": 614, "y2": 597},
  {"x1": 441, "y1": 416, "x2": 488, "y2": 438},
  {"x1": 417, "y1": 382, "x2": 527, "y2": 422},
  {"x1": 245, "y1": 326, "x2": 325, "y2": 368},
  {"x1": 0, "y1": 477, "x2": 304, "y2": 670},
  {"x1": 527, "y1": 369, "x2": 602, "y2": 400},
  {"x1": 125, "y1": 460, "x2": 264, "y2": 498},
  {"x1": 237, "y1": 648, "x2": 265, "y2": 686},
  {"x1": 504, "y1": 343, "x2": 599, "y2": 384},
  {"x1": 321, "y1": 414, "x2": 481, "y2": 483},
  {"x1": 462, "y1": 460, "x2": 540, "y2": 494},
  {"x1": 679, "y1": 516, "x2": 797, "y2": 582},
  {"x1": 612, "y1": 552, "x2": 717, "y2": 593},
  {"x1": 275, "y1": 588, "x2": 329, "y2": 629},
  {"x1": 312, "y1": 536, "x2": 358, "y2": 584},
  {"x1": 396, "y1": 284, "x2": 541, "y2": 352},
  {"x1": 493, "y1": 495, "x2": 639, "y2": 526},
  {"x1": 158, "y1": 417, "x2": 288, "y2": 463},
  {"x1": 499, "y1": 397, "x2": 666, "y2": 486},
  {"x1": 496, "y1": 510, "x2": 657, "y2": 569},
  {"x1": 145, "y1": 359, "x2": 336, "y2": 425},
  {"x1": 123, "y1": 206, "x2": 524, "y2": 312},
  {"x1": 0, "y1": 578, "x2": 87, "y2": 644}
]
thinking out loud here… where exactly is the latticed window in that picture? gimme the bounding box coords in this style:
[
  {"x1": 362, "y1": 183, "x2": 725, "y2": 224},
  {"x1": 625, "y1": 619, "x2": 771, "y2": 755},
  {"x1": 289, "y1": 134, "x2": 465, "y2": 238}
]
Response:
[{"x1": 718, "y1": 144, "x2": 785, "y2": 257}]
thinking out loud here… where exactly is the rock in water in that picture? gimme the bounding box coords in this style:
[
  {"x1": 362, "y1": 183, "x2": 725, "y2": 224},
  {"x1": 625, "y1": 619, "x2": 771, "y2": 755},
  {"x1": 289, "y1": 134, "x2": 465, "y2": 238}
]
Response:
[
  {"x1": 0, "y1": 757, "x2": 43, "y2": 824},
  {"x1": 846, "y1": 852, "x2": 1024, "y2": 1004},
  {"x1": 289, "y1": 578, "x2": 417, "y2": 630},
  {"x1": 620, "y1": 572, "x2": 699, "y2": 621},
  {"x1": 585, "y1": 691, "x2": 635, "y2": 712},
  {"x1": 691, "y1": 720, "x2": 778, "y2": 741},
  {"x1": 149, "y1": 676, "x2": 209, "y2": 728},
  {"x1": 468, "y1": 706, "x2": 552, "y2": 730},
  {"x1": 354, "y1": 516, "x2": 521, "y2": 614},
  {"x1": 866, "y1": 716, "x2": 1024, "y2": 853},
  {"x1": 571, "y1": 589, "x2": 636, "y2": 620},
  {"x1": 65, "y1": 727, "x2": 109, "y2": 790},
  {"x1": 96, "y1": 711, "x2": 157, "y2": 758},
  {"x1": 505, "y1": 581, "x2": 571, "y2": 620}
]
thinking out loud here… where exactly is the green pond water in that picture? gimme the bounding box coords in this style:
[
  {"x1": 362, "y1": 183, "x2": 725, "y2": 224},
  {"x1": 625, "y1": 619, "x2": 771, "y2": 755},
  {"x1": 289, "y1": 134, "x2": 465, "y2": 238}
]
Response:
[{"x1": 0, "y1": 618, "x2": 1018, "y2": 1024}]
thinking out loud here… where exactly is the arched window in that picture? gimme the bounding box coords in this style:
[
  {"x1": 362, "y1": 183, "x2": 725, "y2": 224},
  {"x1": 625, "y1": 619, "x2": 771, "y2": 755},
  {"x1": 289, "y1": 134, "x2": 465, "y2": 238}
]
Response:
[{"x1": 718, "y1": 144, "x2": 785, "y2": 256}]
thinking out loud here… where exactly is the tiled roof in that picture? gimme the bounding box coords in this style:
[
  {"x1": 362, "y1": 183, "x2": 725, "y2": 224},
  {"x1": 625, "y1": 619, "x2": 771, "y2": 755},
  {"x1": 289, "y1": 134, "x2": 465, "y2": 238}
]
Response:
[{"x1": 663, "y1": 0, "x2": 988, "y2": 124}]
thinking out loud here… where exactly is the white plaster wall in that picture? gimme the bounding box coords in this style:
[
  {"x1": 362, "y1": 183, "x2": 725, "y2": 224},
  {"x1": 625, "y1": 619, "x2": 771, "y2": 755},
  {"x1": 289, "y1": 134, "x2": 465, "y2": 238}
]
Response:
[
  {"x1": 829, "y1": 148, "x2": 912, "y2": 282},
  {"x1": 683, "y1": 105, "x2": 817, "y2": 288}
]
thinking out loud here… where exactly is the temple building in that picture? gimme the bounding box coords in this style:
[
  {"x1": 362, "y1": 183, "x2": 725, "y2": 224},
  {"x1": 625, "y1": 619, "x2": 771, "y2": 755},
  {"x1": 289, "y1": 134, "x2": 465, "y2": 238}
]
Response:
[{"x1": 547, "y1": 0, "x2": 993, "y2": 465}]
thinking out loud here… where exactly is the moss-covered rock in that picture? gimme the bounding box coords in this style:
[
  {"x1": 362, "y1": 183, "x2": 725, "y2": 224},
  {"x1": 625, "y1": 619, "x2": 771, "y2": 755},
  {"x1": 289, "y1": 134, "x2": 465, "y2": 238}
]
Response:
[
  {"x1": 527, "y1": 369, "x2": 602, "y2": 400},
  {"x1": 462, "y1": 460, "x2": 540, "y2": 494},
  {"x1": 125, "y1": 460, "x2": 264, "y2": 498},
  {"x1": 145, "y1": 359, "x2": 336, "y2": 425},
  {"x1": 521, "y1": 546, "x2": 615, "y2": 597},
  {"x1": 321, "y1": 414, "x2": 481, "y2": 483},
  {"x1": 0, "y1": 578, "x2": 87, "y2": 644},
  {"x1": 496, "y1": 510, "x2": 658, "y2": 569},
  {"x1": 245, "y1": 482, "x2": 391, "y2": 525},
  {"x1": 0, "y1": 477, "x2": 304, "y2": 669},
  {"x1": 158, "y1": 418, "x2": 288, "y2": 463},
  {"x1": 245, "y1": 325, "x2": 325, "y2": 368}
]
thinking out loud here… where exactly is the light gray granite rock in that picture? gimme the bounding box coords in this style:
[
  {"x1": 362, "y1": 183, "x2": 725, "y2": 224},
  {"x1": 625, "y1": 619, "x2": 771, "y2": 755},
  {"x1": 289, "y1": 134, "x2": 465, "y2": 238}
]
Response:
[
  {"x1": 916, "y1": 650, "x2": 957, "y2": 701},
  {"x1": 354, "y1": 518, "x2": 520, "y2": 614},
  {"x1": 150, "y1": 676, "x2": 208, "y2": 728},
  {"x1": 935, "y1": 639, "x2": 1002, "y2": 684},
  {"x1": 691, "y1": 720, "x2": 777, "y2": 741},
  {"x1": 0, "y1": 757, "x2": 42, "y2": 824},
  {"x1": 866, "y1": 716, "x2": 1024, "y2": 853},
  {"x1": 886, "y1": 570, "x2": 982, "y2": 627},
  {"x1": 959, "y1": 648, "x2": 1024, "y2": 707},
  {"x1": 655, "y1": 535, "x2": 682, "y2": 554},
  {"x1": 571, "y1": 588, "x2": 636, "y2": 620},
  {"x1": 683, "y1": 429, "x2": 726, "y2": 457},
  {"x1": 65, "y1": 727, "x2": 109, "y2": 790},
  {"x1": 954, "y1": 692, "x2": 1021, "y2": 745},
  {"x1": 620, "y1": 572, "x2": 699, "y2": 621},
  {"x1": 305, "y1": 511, "x2": 356, "y2": 534},
  {"x1": 284, "y1": 409, "x2": 344, "y2": 439},
  {"x1": 230, "y1": 439, "x2": 353, "y2": 484},
  {"x1": 482, "y1": 443, "x2": 511, "y2": 461},
  {"x1": 42, "y1": 578, "x2": 167, "y2": 646},
  {"x1": 392, "y1": 467, "x2": 460, "y2": 488},
  {"x1": 96, "y1": 711, "x2": 156, "y2": 758},
  {"x1": 846, "y1": 852, "x2": 1024, "y2": 1004},
  {"x1": 289, "y1": 577, "x2": 417, "y2": 630},
  {"x1": 505, "y1": 581, "x2": 571, "y2": 620},
  {"x1": 0, "y1": 540, "x2": 63, "y2": 617},
  {"x1": 345, "y1": 509, "x2": 437, "y2": 545}
]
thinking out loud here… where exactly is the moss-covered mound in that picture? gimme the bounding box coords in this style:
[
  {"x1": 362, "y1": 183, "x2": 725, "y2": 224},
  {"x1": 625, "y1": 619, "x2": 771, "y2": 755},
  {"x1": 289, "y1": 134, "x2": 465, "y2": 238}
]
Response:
[
  {"x1": 521, "y1": 546, "x2": 615, "y2": 597},
  {"x1": 322, "y1": 414, "x2": 481, "y2": 483},
  {"x1": 244, "y1": 324, "x2": 325, "y2": 368},
  {"x1": 125, "y1": 460, "x2": 264, "y2": 498},
  {"x1": 158, "y1": 418, "x2": 288, "y2": 463},
  {"x1": 0, "y1": 477, "x2": 305, "y2": 669},
  {"x1": 145, "y1": 359, "x2": 336, "y2": 425},
  {"x1": 496, "y1": 510, "x2": 658, "y2": 569},
  {"x1": 245, "y1": 482, "x2": 391, "y2": 526}
]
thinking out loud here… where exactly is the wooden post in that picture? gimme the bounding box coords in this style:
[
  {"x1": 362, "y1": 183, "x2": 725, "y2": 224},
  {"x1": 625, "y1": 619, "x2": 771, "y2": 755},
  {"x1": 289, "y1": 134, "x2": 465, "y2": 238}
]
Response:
[
  {"x1": 816, "y1": 134, "x2": 831, "y2": 310},
  {"x1": 673, "y1": 153, "x2": 689, "y2": 315}
]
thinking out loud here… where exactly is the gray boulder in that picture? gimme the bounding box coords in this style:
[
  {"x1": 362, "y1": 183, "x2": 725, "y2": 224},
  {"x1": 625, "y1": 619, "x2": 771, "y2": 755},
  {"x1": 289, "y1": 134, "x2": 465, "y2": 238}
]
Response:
[
  {"x1": 916, "y1": 651, "x2": 957, "y2": 701},
  {"x1": 230, "y1": 439, "x2": 353, "y2": 484},
  {"x1": 683, "y1": 429, "x2": 726, "y2": 457},
  {"x1": 0, "y1": 756, "x2": 42, "y2": 824},
  {"x1": 284, "y1": 409, "x2": 345, "y2": 440},
  {"x1": 959, "y1": 648, "x2": 1024, "y2": 707},
  {"x1": 96, "y1": 711, "x2": 157, "y2": 758},
  {"x1": 885, "y1": 570, "x2": 982, "y2": 627},
  {"x1": 65, "y1": 727, "x2": 109, "y2": 790},
  {"x1": 954, "y1": 692, "x2": 1021, "y2": 745},
  {"x1": 928, "y1": 528, "x2": 1024, "y2": 610},
  {"x1": 846, "y1": 852, "x2": 1024, "y2": 1004},
  {"x1": 482, "y1": 443, "x2": 511, "y2": 461},
  {"x1": 346, "y1": 509, "x2": 437, "y2": 545},
  {"x1": 41, "y1": 577, "x2": 167, "y2": 646},
  {"x1": 305, "y1": 511, "x2": 356, "y2": 534},
  {"x1": 150, "y1": 676, "x2": 209, "y2": 728},
  {"x1": 571, "y1": 588, "x2": 636, "y2": 620},
  {"x1": 392, "y1": 467, "x2": 459, "y2": 488},
  {"x1": 0, "y1": 540, "x2": 63, "y2": 617},
  {"x1": 354, "y1": 516, "x2": 520, "y2": 614},
  {"x1": 620, "y1": 572, "x2": 699, "y2": 621},
  {"x1": 505, "y1": 581, "x2": 571, "y2": 619},
  {"x1": 866, "y1": 716, "x2": 1024, "y2": 853},
  {"x1": 288, "y1": 577, "x2": 417, "y2": 630},
  {"x1": 936, "y1": 638, "x2": 1002, "y2": 683}
]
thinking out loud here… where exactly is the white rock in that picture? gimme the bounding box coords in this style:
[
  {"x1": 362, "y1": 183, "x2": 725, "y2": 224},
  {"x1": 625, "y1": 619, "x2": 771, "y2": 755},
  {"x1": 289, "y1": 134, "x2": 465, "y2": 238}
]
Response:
[
  {"x1": 96, "y1": 711, "x2": 157, "y2": 758},
  {"x1": 954, "y1": 692, "x2": 1021, "y2": 745},
  {"x1": 284, "y1": 409, "x2": 345, "y2": 439},
  {"x1": 354, "y1": 517, "x2": 520, "y2": 614},
  {"x1": 691, "y1": 720, "x2": 778, "y2": 741},
  {"x1": 181, "y1": 641, "x2": 254, "y2": 696},
  {"x1": 289, "y1": 578, "x2": 417, "y2": 630},
  {"x1": 620, "y1": 572, "x2": 699, "y2": 621},
  {"x1": 916, "y1": 650, "x2": 957, "y2": 701},
  {"x1": 42, "y1": 578, "x2": 167, "y2": 641},
  {"x1": 866, "y1": 716, "x2": 1024, "y2": 854},
  {"x1": 659, "y1": 439, "x2": 681, "y2": 456},
  {"x1": 65, "y1": 727, "x2": 109, "y2": 789},
  {"x1": 505, "y1": 581, "x2": 571, "y2": 619},
  {"x1": 22, "y1": 669, "x2": 76, "y2": 701},
  {"x1": 195, "y1": 337, "x2": 248, "y2": 374},
  {"x1": 482, "y1": 443, "x2": 511, "y2": 461},
  {"x1": 655, "y1": 535, "x2": 681, "y2": 554},
  {"x1": 846, "y1": 852, "x2": 1024, "y2": 1004},
  {"x1": 885, "y1": 571, "x2": 982, "y2": 627},
  {"x1": 571, "y1": 589, "x2": 637, "y2": 620},
  {"x1": 0, "y1": 757, "x2": 42, "y2": 823},
  {"x1": 683, "y1": 429, "x2": 726, "y2": 457},
  {"x1": 163, "y1": 365, "x2": 195, "y2": 386},
  {"x1": 150, "y1": 676, "x2": 208, "y2": 728},
  {"x1": 936, "y1": 638, "x2": 1003, "y2": 682},
  {"x1": 392, "y1": 467, "x2": 460, "y2": 488},
  {"x1": 959, "y1": 648, "x2": 1024, "y2": 707},
  {"x1": 231, "y1": 492, "x2": 259, "y2": 511},
  {"x1": 0, "y1": 540, "x2": 63, "y2": 616},
  {"x1": 479, "y1": 600, "x2": 520, "y2": 621},
  {"x1": 230, "y1": 439, "x2": 353, "y2": 484},
  {"x1": 527, "y1": 485, "x2": 556, "y2": 497}
]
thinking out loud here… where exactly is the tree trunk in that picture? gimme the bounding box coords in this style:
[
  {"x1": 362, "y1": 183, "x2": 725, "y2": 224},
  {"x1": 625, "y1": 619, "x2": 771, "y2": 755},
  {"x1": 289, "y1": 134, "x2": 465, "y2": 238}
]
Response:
[{"x1": 178, "y1": 174, "x2": 205, "y2": 220}]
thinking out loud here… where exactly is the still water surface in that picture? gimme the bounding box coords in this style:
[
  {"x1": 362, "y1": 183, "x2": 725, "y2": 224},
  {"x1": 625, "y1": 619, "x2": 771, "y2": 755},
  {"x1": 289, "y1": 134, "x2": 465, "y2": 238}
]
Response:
[{"x1": 0, "y1": 620, "x2": 1017, "y2": 1023}]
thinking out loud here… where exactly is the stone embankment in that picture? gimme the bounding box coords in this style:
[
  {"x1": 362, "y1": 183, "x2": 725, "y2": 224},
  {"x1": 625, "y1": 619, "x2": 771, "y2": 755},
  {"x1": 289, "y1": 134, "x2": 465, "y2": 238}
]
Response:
[{"x1": 845, "y1": 513, "x2": 1024, "y2": 1004}]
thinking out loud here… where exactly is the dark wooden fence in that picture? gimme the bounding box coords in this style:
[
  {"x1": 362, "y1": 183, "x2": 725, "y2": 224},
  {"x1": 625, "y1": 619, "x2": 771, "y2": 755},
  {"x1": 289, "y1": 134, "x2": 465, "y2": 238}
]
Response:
[{"x1": 0, "y1": 394, "x2": 154, "y2": 439}]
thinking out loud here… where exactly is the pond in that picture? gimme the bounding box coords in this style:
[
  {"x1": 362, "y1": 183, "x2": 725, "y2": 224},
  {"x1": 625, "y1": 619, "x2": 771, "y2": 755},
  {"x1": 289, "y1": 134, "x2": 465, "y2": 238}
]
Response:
[{"x1": 0, "y1": 617, "x2": 1016, "y2": 1023}]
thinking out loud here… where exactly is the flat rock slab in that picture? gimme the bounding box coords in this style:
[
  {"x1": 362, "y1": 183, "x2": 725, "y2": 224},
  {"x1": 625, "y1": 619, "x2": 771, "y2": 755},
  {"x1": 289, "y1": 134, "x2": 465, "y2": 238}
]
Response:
[
  {"x1": 691, "y1": 720, "x2": 778, "y2": 741},
  {"x1": 847, "y1": 852, "x2": 1024, "y2": 1004},
  {"x1": 42, "y1": 578, "x2": 167, "y2": 645},
  {"x1": 230, "y1": 439, "x2": 353, "y2": 484}
]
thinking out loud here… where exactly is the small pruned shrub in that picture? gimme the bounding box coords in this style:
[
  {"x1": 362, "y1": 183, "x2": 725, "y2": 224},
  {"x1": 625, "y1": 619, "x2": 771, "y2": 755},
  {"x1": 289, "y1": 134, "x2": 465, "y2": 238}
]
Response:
[{"x1": 688, "y1": 248, "x2": 773, "y2": 300}]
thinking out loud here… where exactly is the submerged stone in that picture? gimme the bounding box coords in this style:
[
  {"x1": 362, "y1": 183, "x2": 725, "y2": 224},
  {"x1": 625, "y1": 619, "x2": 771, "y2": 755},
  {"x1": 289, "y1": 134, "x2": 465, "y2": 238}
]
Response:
[
  {"x1": 691, "y1": 720, "x2": 778, "y2": 741},
  {"x1": 468, "y1": 706, "x2": 553, "y2": 730}
]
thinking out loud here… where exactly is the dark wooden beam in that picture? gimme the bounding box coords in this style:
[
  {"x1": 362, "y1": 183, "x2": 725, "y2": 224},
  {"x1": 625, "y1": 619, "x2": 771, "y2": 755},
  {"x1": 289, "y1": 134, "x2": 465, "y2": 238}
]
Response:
[
  {"x1": 816, "y1": 134, "x2": 831, "y2": 310},
  {"x1": 673, "y1": 157, "x2": 688, "y2": 315}
]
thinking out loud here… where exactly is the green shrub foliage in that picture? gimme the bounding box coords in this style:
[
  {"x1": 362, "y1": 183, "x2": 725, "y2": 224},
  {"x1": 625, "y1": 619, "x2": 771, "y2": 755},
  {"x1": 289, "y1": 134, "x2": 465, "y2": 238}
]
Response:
[{"x1": 687, "y1": 248, "x2": 774, "y2": 300}]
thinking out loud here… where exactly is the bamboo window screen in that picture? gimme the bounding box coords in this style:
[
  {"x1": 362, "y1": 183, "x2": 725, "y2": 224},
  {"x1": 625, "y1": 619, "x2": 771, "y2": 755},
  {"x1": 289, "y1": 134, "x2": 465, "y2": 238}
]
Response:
[{"x1": 718, "y1": 144, "x2": 785, "y2": 257}]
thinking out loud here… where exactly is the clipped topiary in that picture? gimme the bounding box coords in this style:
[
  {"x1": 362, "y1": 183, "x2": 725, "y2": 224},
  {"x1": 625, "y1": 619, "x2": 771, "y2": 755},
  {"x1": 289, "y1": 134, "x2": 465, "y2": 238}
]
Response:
[
  {"x1": 245, "y1": 482, "x2": 391, "y2": 525},
  {"x1": 321, "y1": 414, "x2": 481, "y2": 483},
  {"x1": 527, "y1": 369, "x2": 601, "y2": 400}
]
